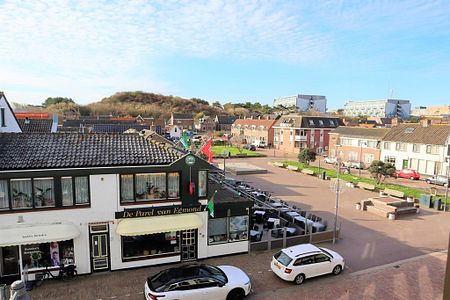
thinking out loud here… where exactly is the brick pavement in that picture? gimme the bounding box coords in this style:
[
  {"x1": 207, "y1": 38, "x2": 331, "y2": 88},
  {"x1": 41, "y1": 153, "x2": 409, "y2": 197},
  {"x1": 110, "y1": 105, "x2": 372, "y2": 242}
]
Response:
[{"x1": 26, "y1": 250, "x2": 446, "y2": 300}]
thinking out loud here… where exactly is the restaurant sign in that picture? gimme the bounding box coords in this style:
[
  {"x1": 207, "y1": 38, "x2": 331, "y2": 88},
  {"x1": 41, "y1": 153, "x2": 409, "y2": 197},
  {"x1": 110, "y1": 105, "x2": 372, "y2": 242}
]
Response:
[{"x1": 115, "y1": 205, "x2": 205, "y2": 219}]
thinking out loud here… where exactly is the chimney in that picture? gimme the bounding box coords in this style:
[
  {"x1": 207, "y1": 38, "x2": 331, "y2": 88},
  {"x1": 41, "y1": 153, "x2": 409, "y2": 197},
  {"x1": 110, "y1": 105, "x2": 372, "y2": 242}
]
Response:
[
  {"x1": 421, "y1": 119, "x2": 431, "y2": 128},
  {"x1": 391, "y1": 117, "x2": 399, "y2": 127}
]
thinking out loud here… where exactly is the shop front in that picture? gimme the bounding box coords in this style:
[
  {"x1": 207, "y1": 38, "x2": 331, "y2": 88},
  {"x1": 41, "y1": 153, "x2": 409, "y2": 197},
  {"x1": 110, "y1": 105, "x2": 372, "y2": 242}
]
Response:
[
  {"x1": 114, "y1": 206, "x2": 205, "y2": 269},
  {"x1": 0, "y1": 222, "x2": 80, "y2": 284}
]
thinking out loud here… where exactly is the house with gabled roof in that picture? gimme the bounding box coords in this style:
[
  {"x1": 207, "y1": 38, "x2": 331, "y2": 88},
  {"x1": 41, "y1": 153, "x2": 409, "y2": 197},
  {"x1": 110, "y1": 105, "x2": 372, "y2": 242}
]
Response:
[
  {"x1": 169, "y1": 113, "x2": 194, "y2": 131},
  {"x1": 215, "y1": 115, "x2": 237, "y2": 132},
  {"x1": 380, "y1": 120, "x2": 450, "y2": 176},
  {"x1": 0, "y1": 92, "x2": 22, "y2": 133},
  {"x1": 231, "y1": 118, "x2": 277, "y2": 146}
]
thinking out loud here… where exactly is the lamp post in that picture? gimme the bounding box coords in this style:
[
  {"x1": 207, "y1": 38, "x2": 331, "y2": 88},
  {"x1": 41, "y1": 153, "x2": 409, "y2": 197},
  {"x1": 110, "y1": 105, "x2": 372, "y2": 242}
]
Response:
[
  {"x1": 445, "y1": 158, "x2": 449, "y2": 212},
  {"x1": 333, "y1": 159, "x2": 342, "y2": 244},
  {"x1": 359, "y1": 141, "x2": 367, "y2": 177}
]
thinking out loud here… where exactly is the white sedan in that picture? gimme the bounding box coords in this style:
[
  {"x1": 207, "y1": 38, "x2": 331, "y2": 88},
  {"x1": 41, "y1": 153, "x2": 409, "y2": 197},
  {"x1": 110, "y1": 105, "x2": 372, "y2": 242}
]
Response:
[{"x1": 145, "y1": 264, "x2": 251, "y2": 300}]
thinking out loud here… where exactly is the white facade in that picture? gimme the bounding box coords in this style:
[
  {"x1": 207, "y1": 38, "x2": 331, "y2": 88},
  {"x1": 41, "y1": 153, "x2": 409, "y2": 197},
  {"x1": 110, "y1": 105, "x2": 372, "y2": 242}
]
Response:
[
  {"x1": 380, "y1": 141, "x2": 448, "y2": 176},
  {"x1": 344, "y1": 99, "x2": 411, "y2": 119},
  {"x1": 273, "y1": 95, "x2": 327, "y2": 113},
  {"x1": 0, "y1": 94, "x2": 22, "y2": 133}
]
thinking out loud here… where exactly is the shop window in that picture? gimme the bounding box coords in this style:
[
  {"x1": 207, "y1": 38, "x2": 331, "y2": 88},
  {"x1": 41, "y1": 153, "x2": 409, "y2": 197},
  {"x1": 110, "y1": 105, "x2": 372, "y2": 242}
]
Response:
[
  {"x1": 33, "y1": 178, "x2": 55, "y2": 208},
  {"x1": 0, "y1": 180, "x2": 9, "y2": 210},
  {"x1": 10, "y1": 178, "x2": 32, "y2": 209},
  {"x1": 122, "y1": 232, "x2": 179, "y2": 261},
  {"x1": 168, "y1": 173, "x2": 180, "y2": 199},
  {"x1": 22, "y1": 240, "x2": 74, "y2": 270},
  {"x1": 198, "y1": 171, "x2": 207, "y2": 198},
  {"x1": 120, "y1": 174, "x2": 134, "y2": 203},
  {"x1": 229, "y1": 216, "x2": 249, "y2": 242},
  {"x1": 208, "y1": 218, "x2": 228, "y2": 244},
  {"x1": 135, "y1": 173, "x2": 166, "y2": 200}
]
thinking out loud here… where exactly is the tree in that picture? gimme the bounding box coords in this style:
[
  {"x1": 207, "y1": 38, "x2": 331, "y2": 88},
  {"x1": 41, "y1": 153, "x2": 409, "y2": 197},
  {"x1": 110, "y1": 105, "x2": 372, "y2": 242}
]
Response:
[
  {"x1": 298, "y1": 149, "x2": 317, "y2": 165},
  {"x1": 42, "y1": 97, "x2": 75, "y2": 107},
  {"x1": 368, "y1": 160, "x2": 395, "y2": 184},
  {"x1": 212, "y1": 101, "x2": 223, "y2": 109}
]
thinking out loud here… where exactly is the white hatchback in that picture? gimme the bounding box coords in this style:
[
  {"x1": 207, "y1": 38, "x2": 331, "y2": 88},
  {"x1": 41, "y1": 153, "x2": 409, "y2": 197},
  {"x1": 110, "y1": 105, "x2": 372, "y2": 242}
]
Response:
[{"x1": 271, "y1": 243, "x2": 345, "y2": 285}]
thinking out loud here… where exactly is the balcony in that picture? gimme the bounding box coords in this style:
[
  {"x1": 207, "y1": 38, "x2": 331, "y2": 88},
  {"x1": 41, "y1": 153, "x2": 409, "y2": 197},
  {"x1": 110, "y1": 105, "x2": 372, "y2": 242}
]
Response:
[{"x1": 295, "y1": 135, "x2": 307, "y2": 141}]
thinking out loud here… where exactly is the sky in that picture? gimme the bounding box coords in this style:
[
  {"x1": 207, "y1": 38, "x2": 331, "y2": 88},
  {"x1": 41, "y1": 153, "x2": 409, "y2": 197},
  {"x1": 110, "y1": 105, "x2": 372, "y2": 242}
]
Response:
[{"x1": 1, "y1": 0, "x2": 450, "y2": 109}]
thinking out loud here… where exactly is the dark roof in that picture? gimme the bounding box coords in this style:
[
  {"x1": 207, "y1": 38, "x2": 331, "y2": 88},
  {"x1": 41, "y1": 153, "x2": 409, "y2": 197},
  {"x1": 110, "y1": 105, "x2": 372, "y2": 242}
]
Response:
[
  {"x1": 216, "y1": 115, "x2": 237, "y2": 124},
  {"x1": 62, "y1": 119, "x2": 138, "y2": 127},
  {"x1": 330, "y1": 127, "x2": 389, "y2": 139},
  {"x1": 92, "y1": 124, "x2": 150, "y2": 133},
  {"x1": 274, "y1": 115, "x2": 342, "y2": 128},
  {"x1": 382, "y1": 124, "x2": 450, "y2": 145},
  {"x1": 209, "y1": 182, "x2": 252, "y2": 206},
  {"x1": 17, "y1": 119, "x2": 53, "y2": 133},
  {"x1": 172, "y1": 113, "x2": 193, "y2": 120},
  {"x1": 0, "y1": 133, "x2": 181, "y2": 171}
]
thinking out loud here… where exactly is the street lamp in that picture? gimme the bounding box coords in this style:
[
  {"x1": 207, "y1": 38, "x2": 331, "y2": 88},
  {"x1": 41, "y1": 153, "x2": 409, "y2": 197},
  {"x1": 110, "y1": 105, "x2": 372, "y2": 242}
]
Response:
[
  {"x1": 445, "y1": 158, "x2": 449, "y2": 212},
  {"x1": 359, "y1": 141, "x2": 367, "y2": 177}
]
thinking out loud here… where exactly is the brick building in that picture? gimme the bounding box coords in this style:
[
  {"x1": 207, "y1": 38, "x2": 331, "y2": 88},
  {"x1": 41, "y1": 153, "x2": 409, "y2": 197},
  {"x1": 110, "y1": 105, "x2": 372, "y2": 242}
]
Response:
[{"x1": 231, "y1": 118, "x2": 277, "y2": 146}]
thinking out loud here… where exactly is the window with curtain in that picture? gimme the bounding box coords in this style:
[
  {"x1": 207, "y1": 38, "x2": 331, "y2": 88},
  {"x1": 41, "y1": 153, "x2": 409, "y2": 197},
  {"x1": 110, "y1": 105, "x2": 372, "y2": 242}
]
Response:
[
  {"x1": 75, "y1": 176, "x2": 89, "y2": 205},
  {"x1": 10, "y1": 179, "x2": 32, "y2": 209},
  {"x1": 61, "y1": 177, "x2": 74, "y2": 206},
  {"x1": 33, "y1": 178, "x2": 55, "y2": 208},
  {"x1": 120, "y1": 175, "x2": 134, "y2": 203},
  {"x1": 167, "y1": 173, "x2": 180, "y2": 199},
  {"x1": 135, "y1": 173, "x2": 166, "y2": 201},
  {"x1": 229, "y1": 216, "x2": 249, "y2": 242},
  {"x1": 0, "y1": 180, "x2": 8, "y2": 210},
  {"x1": 198, "y1": 171, "x2": 207, "y2": 198}
]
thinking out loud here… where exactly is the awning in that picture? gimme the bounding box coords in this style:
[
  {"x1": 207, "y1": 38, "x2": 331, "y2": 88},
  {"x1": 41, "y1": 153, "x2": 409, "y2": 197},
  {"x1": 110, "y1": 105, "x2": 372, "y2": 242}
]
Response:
[
  {"x1": 0, "y1": 222, "x2": 80, "y2": 247},
  {"x1": 116, "y1": 213, "x2": 203, "y2": 236}
]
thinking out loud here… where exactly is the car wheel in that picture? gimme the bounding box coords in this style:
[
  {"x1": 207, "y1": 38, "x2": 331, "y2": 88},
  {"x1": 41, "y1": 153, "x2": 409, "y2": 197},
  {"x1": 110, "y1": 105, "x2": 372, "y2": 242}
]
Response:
[
  {"x1": 410, "y1": 177, "x2": 415, "y2": 180},
  {"x1": 426, "y1": 180, "x2": 430, "y2": 184},
  {"x1": 226, "y1": 288, "x2": 245, "y2": 300},
  {"x1": 444, "y1": 183, "x2": 449, "y2": 187},
  {"x1": 294, "y1": 274, "x2": 305, "y2": 285},
  {"x1": 332, "y1": 265, "x2": 342, "y2": 275}
]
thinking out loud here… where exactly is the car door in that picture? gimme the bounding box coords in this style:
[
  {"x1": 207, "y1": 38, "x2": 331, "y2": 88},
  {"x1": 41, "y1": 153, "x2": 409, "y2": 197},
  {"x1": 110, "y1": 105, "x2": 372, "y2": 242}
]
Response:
[
  {"x1": 293, "y1": 255, "x2": 316, "y2": 278},
  {"x1": 198, "y1": 278, "x2": 228, "y2": 300},
  {"x1": 312, "y1": 253, "x2": 333, "y2": 276},
  {"x1": 170, "y1": 280, "x2": 203, "y2": 300}
]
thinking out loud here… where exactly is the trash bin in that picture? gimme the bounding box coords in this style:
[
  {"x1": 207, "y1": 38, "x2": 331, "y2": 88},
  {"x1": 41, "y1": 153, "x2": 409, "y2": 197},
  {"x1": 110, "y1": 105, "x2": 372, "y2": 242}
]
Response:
[
  {"x1": 321, "y1": 171, "x2": 326, "y2": 180},
  {"x1": 0, "y1": 284, "x2": 7, "y2": 300},
  {"x1": 433, "y1": 198, "x2": 442, "y2": 210}
]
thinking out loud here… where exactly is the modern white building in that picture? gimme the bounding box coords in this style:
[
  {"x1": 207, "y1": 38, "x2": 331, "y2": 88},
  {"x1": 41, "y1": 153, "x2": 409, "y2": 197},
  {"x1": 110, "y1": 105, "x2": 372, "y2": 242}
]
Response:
[
  {"x1": 343, "y1": 99, "x2": 411, "y2": 120},
  {"x1": 273, "y1": 95, "x2": 327, "y2": 113},
  {"x1": 380, "y1": 121, "x2": 450, "y2": 176}
]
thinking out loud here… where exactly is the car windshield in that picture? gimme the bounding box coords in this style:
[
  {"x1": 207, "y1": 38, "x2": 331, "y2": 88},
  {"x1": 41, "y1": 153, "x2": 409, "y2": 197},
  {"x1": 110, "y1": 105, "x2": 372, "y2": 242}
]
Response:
[
  {"x1": 274, "y1": 250, "x2": 293, "y2": 267},
  {"x1": 149, "y1": 266, "x2": 202, "y2": 292},
  {"x1": 202, "y1": 265, "x2": 227, "y2": 283},
  {"x1": 319, "y1": 247, "x2": 334, "y2": 258}
]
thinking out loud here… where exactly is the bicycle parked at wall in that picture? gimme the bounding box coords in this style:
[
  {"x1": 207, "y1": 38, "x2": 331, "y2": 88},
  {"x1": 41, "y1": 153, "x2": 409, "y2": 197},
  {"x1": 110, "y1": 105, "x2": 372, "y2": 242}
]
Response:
[{"x1": 34, "y1": 264, "x2": 77, "y2": 287}]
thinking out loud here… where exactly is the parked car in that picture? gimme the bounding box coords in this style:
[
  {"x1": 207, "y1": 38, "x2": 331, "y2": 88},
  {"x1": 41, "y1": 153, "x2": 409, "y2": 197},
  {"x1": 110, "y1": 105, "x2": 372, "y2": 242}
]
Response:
[
  {"x1": 342, "y1": 161, "x2": 364, "y2": 169},
  {"x1": 257, "y1": 141, "x2": 267, "y2": 148},
  {"x1": 324, "y1": 157, "x2": 337, "y2": 165},
  {"x1": 191, "y1": 135, "x2": 203, "y2": 142},
  {"x1": 243, "y1": 144, "x2": 256, "y2": 151},
  {"x1": 394, "y1": 169, "x2": 420, "y2": 180},
  {"x1": 425, "y1": 175, "x2": 449, "y2": 187},
  {"x1": 271, "y1": 243, "x2": 345, "y2": 285},
  {"x1": 145, "y1": 264, "x2": 251, "y2": 300}
]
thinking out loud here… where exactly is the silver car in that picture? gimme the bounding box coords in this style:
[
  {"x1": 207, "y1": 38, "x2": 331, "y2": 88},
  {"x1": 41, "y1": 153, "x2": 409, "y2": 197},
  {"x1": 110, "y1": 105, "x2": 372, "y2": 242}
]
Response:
[{"x1": 425, "y1": 175, "x2": 449, "y2": 187}]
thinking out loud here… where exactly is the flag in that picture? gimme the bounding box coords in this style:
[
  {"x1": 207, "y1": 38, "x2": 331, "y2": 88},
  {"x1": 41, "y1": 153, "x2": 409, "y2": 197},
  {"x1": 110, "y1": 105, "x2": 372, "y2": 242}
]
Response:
[
  {"x1": 201, "y1": 139, "x2": 213, "y2": 163},
  {"x1": 180, "y1": 133, "x2": 189, "y2": 150},
  {"x1": 189, "y1": 181, "x2": 195, "y2": 196},
  {"x1": 206, "y1": 190, "x2": 217, "y2": 218}
]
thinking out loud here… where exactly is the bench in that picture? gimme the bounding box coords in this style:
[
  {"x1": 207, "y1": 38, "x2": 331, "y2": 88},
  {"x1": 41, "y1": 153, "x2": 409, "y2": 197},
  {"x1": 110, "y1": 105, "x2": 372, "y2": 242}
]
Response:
[
  {"x1": 357, "y1": 182, "x2": 376, "y2": 191},
  {"x1": 360, "y1": 199, "x2": 373, "y2": 211},
  {"x1": 395, "y1": 206, "x2": 418, "y2": 215},
  {"x1": 383, "y1": 188, "x2": 405, "y2": 199},
  {"x1": 286, "y1": 165, "x2": 299, "y2": 171},
  {"x1": 301, "y1": 169, "x2": 315, "y2": 175},
  {"x1": 366, "y1": 205, "x2": 395, "y2": 218},
  {"x1": 273, "y1": 162, "x2": 285, "y2": 168}
]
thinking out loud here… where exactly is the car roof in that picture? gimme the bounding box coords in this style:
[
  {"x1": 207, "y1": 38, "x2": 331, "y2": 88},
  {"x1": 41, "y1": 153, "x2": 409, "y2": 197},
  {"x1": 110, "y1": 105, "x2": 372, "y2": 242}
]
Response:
[{"x1": 282, "y1": 243, "x2": 321, "y2": 258}]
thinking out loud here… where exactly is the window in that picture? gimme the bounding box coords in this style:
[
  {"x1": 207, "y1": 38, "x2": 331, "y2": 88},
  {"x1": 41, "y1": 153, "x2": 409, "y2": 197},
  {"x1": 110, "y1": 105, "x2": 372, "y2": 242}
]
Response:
[
  {"x1": 348, "y1": 151, "x2": 357, "y2": 161},
  {"x1": 367, "y1": 141, "x2": 377, "y2": 148},
  {"x1": 120, "y1": 174, "x2": 134, "y2": 203},
  {"x1": 318, "y1": 120, "x2": 324, "y2": 126},
  {"x1": 61, "y1": 176, "x2": 89, "y2": 206},
  {"x1": 168, "y1": 173, "x2": 180, "y2": 199},
  {"x1": 384, "y1": 142, "x2": 390, "y2": 150},
  {"x1": 33, "y1": 178, "x2": 55, "y2": 208},
  {"x1": 22, "y1": 240, "x2": 74, "y2": 269},
  {"x1": 198, "y1": 171, "x2": 207, "y2": 198},
  {"x1": 135, "y1": 173, "x2": 166, "y2": 200},
  {"x1": 295, "y1": 255, "x2": 315, "y2": 266},
  {"x1": 0, "y1": 180, "x2": 8, "y2": 210},
  {"x1": 122, "y1": 232, "x2": 179, "y2": 261},
  {"x1": 426, "y1": 145, "x2": 439, "y2": 155},
  {"x1": 413, "y1": 144, "x2": 420, "y2": 153},
  {"x1": 208, "y1": 216, "x2": 249, "y2": 245},
  {"x1": 0, "y1": 108, "x2": 5, "y2": 127},
  {"x1": 385, "y1": 156, "x2": 396, "y2": 164},
  {"x1": 364, "y1": 154, "x2": 374, "y2": 164},
  {"x1": 314, "y1": 253, "x2": 330, "y2": 263},
  {"x1": 340, "y1": 138, "x2": 351, "y2": 146},
  {"x1": 395, "y1": 142, "x2": 406, "y2": 151},
  {"x1": 10, "y1": 179, "x2": 32, "y2": 209}
]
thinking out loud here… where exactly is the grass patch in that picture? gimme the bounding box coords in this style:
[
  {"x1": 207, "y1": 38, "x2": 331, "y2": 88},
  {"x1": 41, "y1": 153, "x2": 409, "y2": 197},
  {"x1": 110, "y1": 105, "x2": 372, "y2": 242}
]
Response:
[
  {"x1": 212, "y1": 146, "x2": 266, "y2": 157},
  {"x1": 281, "y1": 160, "x2": 447, "y2": 203}
]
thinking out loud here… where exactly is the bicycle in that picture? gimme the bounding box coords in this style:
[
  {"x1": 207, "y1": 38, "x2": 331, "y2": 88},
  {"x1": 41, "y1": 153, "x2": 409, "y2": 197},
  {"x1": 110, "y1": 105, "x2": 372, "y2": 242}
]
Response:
[{"x1": 34, "y1": 264, "x2": 77, "y2": 287}]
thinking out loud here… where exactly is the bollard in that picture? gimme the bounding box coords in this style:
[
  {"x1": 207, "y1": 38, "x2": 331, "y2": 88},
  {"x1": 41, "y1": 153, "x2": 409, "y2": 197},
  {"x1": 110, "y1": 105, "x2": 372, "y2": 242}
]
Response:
[{"x1": 9, "y1": 280, "x2": 30, "y2": 300}]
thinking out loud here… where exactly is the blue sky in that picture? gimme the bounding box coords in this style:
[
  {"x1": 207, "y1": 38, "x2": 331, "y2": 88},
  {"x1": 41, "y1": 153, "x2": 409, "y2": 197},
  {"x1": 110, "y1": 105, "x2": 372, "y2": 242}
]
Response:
[{"x1": 1, "y1": 0, "x2": 450, "y2": 109}]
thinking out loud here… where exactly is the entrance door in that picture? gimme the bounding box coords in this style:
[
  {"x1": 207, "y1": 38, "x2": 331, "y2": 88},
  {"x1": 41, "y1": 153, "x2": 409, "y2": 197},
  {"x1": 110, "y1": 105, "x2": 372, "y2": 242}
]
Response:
[
  {"x1": 89, "y1": 224, "x2": 110, "y2": 272},
  {"x1": 1, "y1": 246, "x2": 19, "y2": 277},
  {"x1": 181, "y1": 229, "x2": 197, "y2": 261},
  {"x1": 402, "y1": 159, "x2": 409, "y2": 169}
]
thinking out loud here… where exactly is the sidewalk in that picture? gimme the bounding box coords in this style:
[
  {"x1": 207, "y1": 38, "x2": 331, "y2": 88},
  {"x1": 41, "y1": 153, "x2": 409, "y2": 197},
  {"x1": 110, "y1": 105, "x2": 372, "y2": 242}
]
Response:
[{"x1": 26, "y1": 250, "x2": 446, "y2": 300}]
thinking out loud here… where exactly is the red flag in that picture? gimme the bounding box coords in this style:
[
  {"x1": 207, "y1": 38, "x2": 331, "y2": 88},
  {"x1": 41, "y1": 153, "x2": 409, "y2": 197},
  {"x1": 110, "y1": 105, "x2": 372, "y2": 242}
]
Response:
[
  {"x1": 189, "y1": 181, "x2": 195, "y2": 196},
  {"x1": 201, "y1": 139, "x2": 213, "y2": 163}
]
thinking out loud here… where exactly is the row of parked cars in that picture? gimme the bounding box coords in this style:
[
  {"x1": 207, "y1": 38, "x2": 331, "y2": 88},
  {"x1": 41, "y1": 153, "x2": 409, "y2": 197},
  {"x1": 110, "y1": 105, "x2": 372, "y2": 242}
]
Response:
[{"x1": 144, "y1": 243, "x2": 345, "y2": 300}]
